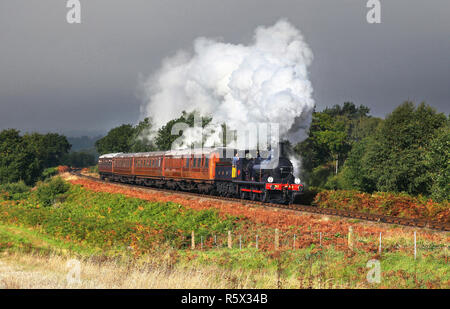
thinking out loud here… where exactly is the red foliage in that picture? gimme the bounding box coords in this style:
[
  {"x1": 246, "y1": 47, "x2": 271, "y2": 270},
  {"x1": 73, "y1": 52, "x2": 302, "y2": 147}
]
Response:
[
  {"x1": 314, "y1": 190, "x2": 449, "y2": 224},
  {"x1": 57, "y1": 166, "x2": 70, "y2": 173}
]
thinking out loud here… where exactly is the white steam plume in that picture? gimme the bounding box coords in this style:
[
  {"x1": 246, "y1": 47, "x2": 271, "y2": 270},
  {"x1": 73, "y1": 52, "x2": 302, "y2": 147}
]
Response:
[{"x1": 140, "y1": 19, "x2": 314, "y2": 173}]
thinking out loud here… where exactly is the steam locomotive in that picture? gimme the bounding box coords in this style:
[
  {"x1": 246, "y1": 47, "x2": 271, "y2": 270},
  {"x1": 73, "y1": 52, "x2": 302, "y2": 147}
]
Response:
[{"x1": 98, "y1": 145, "x2": 303, "y2": 204}]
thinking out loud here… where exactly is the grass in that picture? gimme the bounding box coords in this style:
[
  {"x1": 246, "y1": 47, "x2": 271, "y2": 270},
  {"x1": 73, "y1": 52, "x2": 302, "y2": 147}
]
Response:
[{"x1": 0, "y1": 179, "x2": 448, "y2": 289}]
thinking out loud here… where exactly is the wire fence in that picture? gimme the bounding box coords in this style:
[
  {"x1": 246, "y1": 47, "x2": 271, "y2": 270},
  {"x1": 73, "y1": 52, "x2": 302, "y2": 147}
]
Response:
[{"x1": 186, "y1": 227, "x2": 449, "y2": 259}]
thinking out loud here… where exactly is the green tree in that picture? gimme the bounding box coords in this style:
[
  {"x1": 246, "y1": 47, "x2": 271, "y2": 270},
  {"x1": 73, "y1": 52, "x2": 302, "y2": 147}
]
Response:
[
  {"x1": 296, "y1": 103, "x2": 372, "y2": 186},
  {"x1": 130, "y1": 118, "x2": 157, "y2": 152},
  {"x1": 95, "y1": 124, "x2": 135, "y2": 155},
  {"x1": 62, "y1": 151, "x2": 96, "y2": 168},
  {"x1": 155, "y1": 111, "x2": 212, "y2": 150},
  {"x1": 23, "y1": 133, "x2": 71, "y2": 168},
  {"x1": 0, "y1": 129, "x2": 33, "y2": 184},
  {"x1": 426, "y1": 123, "x2": 449, "y2": 201},
  {"x1": 0, "y1": 130, "x2": 70, "y2": 185},
  {"x1": 358, "y1": 102, "x2": 447, "y2": 195}
]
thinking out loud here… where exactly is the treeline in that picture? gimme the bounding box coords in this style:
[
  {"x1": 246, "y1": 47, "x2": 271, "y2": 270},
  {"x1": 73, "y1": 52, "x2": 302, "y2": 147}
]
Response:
[
  {"x1": 0, "y1": 129, "x2": 97, "y2": 185},
  {"x1": 298, "y1": 101, "x2": 449, "y2": 202}
]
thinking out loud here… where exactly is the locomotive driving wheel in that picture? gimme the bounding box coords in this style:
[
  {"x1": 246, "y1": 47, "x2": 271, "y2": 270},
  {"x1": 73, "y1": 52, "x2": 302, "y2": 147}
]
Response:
[
  {"x1": 260, "y1": 190, "x2": 269, "y2": 203},
  {"x1": 240, "y1": 189, "x2": 247, "y2": 200},
  {"x1": 250, "y1": 188, "x2": 257, "y2": 201}
]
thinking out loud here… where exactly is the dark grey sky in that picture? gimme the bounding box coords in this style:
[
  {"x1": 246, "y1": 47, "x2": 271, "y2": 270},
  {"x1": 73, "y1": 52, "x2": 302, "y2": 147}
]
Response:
[{"x1": 1, "y1": 0, "x2": 449, "y2": 136}]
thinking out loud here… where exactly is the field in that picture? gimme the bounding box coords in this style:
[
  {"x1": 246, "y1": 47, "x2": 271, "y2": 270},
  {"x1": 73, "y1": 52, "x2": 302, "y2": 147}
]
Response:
[{"x1": 0, "y1": 174, "x2": 448, "y2": 289}]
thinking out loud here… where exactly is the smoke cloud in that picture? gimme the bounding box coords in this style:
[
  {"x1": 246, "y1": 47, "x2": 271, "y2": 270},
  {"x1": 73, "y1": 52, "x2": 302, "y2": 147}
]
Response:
[{"x1": 140, "y1": 19, "x2": 315, "y2": 156}]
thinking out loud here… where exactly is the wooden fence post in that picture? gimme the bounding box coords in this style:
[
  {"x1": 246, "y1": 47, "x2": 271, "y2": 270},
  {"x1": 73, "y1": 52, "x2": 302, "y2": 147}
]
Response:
[
  {"x1": 293, "y1": 234, "x2": 296, "y2": 250},
  {"x1": 228, "y1": 231, "x2": 232, "y2": 249},
  {"x1": 256, "y1": 235, "x2": 258, "y2": 249},
  {"x1": 414, "y1": 231, "x2": 417, "y2": 260},
  {"x1": 319, "y1": 232, "x2": 322, "y2": 247},
  {"x1": 378, "y1": 232, "x2": 382, "y2": 255},
  {"x1": 191, "y1": 231, "x2": 195, "y2": 250},
  {"x1": 348, "y1": 226, "x2": 353, "y2": 250},
  {"x1": 275, "y1": 228, "x2": 279, "y2": 251}
]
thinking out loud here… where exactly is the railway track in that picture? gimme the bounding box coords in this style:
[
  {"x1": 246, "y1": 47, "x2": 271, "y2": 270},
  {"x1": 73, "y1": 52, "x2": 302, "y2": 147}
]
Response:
[{"x1": 71, "y1": 171, "x2": 450, "y2": 232}]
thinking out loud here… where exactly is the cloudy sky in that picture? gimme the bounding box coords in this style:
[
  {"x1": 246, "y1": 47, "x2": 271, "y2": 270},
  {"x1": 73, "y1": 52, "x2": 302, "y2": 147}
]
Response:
[{"x1": 1, "y1": 0, "x2": 449, "y2": 136}]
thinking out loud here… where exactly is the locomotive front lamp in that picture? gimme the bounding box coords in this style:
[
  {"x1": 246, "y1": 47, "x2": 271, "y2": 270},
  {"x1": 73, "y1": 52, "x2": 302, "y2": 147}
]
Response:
[{"x1": 294, "y1": 177, "x2": 301, "y2": 184}]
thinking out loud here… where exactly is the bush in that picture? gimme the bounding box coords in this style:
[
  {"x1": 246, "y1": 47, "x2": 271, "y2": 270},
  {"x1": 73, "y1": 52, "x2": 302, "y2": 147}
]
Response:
[
  {"x1": 36, "y1": 177, "x2": 70, "y2": 207},
  {"x1": 40, "y1": 167, "x2": 58, "y2": 181},
  {"x1": 0, "y1": 181, "x2": 30, "y2": 200},
  {"x1": 89, "y1": 165, "x2": 99, "y2": 174},
  {"x1": 313, "y1": 189, "x2": 450, "y2": 223}
]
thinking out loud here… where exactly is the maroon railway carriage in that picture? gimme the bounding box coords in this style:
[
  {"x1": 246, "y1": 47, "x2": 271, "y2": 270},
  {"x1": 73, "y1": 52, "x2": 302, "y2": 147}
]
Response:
[{"x1": 98, "y1": 147, "x2": 303, "y2": 203}]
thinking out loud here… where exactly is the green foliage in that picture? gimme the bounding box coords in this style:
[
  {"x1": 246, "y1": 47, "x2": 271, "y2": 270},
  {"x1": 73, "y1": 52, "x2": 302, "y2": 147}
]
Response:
[
  {"x1": 337, "y1": 137, "x2": 377, "y2": 192},
  {"x1": 0, "y1": 184, "x2": 238, "y2": 252},
  {"x1": 0, "y1": 181, "x2": 30, "y2": 201},
  {"x1": 35, "y1": 177, "x2": 70, "y2": 207},
  {"x1": 130, "y1": 118, "x2": 157, "y2": 153},
  {"x1": 23, "y1": 133, "x2": 71, "y2": 168},
  {"x1": 296, "y1": 103, "x2": 376, "y2": 186},
  {"x1": 95, "y1": 124, "x2": 135, "y2": 155},
  {"x1": 354, "y1": 102, "x2": 447, "y2": 196},
  {"x1": 95, "y1": 118, "x2": 157, "y2": 155},
  {"x1": 299, "y1": 101, "x2": 448, "y2": 201},
  {"x1": 155, "y1": 111, "x2": 212, "y2": 150},
  {"x1": 426, "y1": 124, "x2": 450, "y2": 202},
  {"x1": 0, "y1": 129, "x2": 70, "y2": 185},
  {"x1": 89, "y1": 165, "x2": 99, "y2": 173},
  {"x1": 41, "y1": 167, "x2": 58, "y2": 181},
  {"x1": 62, "y1": 151, "x2": 96, "y2": 167}
]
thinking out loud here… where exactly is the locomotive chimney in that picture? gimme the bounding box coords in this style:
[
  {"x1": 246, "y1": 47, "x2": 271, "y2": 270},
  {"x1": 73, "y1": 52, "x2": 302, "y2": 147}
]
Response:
[{"x1": 278, "y1": 141, "x2": 291, "y2": 158}]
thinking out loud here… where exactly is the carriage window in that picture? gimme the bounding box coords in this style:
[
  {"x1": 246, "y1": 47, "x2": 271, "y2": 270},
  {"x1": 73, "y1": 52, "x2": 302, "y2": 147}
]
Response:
[{"x1": 205, "y1": 158, "x2": 209, "y2": 168}]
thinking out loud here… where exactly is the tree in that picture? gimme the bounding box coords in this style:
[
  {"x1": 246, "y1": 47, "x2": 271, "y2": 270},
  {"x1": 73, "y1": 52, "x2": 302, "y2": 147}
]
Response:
[
  {"x1": 23, "y1": 133, "x2": 71, "y2": 168},
  {"x1": 296, "y1": 102, "x2": 371, "y2": 186},
  {"x1": 130, "y1": 118, "x2": 157, "y2": 153},
  {"x1": 62, "y1": 151, "x2": 96, "y2": 168},
  {"x1": 0, "y1": 130, "x2": 71, "y2": 185},
  {"x1": 357, "y1": 102, "x2": 447, "y2": 195},
  {"x1": 95, "y1": 124, "x2": 135, "y2": 155},
  {"x1": 426, "y1": 123, "x2": 450, "y2": 201},
  {"x1": 155, "y1": 111, "x2": 212, "y2": 150}
]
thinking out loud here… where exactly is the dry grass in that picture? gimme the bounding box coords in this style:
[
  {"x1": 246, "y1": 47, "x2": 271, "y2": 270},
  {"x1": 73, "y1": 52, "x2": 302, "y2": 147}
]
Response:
[
  {"x1": 0, "y1": 251, "x2": 265, "y2": 289},
  {"x1": 0, "y1": 250, "x2": 358, "y2": 289}
]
